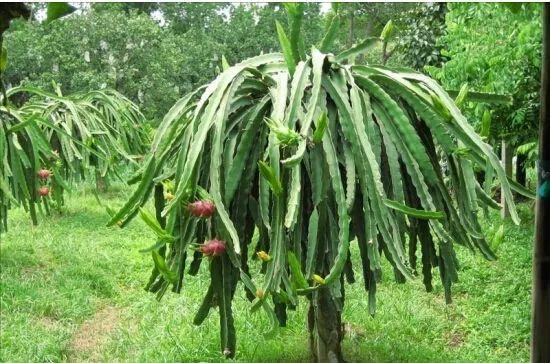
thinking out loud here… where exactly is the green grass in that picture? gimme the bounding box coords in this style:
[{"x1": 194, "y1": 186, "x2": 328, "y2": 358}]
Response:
[{"x1": 0, "y1": 187, "x2": 533, "y2": 362}]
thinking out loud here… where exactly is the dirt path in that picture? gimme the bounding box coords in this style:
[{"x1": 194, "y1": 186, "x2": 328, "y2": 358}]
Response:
[{"x1": 68, "y1": 306, "x2": 121, "y2": 362}]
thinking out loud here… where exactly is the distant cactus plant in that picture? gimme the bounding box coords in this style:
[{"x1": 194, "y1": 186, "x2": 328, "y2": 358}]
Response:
[
  {"x1": 0, "y1": 86, "x2": 149, "y2": 231},
  {"x1": 110, "y1": 5, "x2": 531, "y2": 362}
]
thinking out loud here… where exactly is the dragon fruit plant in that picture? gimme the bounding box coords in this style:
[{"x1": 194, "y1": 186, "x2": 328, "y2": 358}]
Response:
[
  {"x1": 8, "y1": 86, "x2": 150, "y2": 190},
  {"x1": 0, "y1": 86, "x2": 149, "y2": 231},
  {"x1": 109, "y1": 5, "x2": 532, "y2": 362},
  {"x1": 0, "y1": 86, "x2": 148, "y2": 232},
  {"x1": 0, "y1": 101, "x2": 65, "y2": 231}
]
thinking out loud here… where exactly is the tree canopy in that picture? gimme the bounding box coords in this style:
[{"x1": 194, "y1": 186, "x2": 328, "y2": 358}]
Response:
[
  {"x1": 4, "y1": 4, "x2": 325, "y2": 121},
  {"x1": 427, "y1": 3, "x2": 542, "y2": 147}
]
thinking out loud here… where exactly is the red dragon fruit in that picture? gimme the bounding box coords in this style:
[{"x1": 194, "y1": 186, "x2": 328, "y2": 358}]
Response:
[
  {"x1": 38, "y1": 186, "x2": 50, "y2": 197},
  {"x1": 37, "y1": 169, "x2": 52, "y2": 180},
  {"x1": 187, "y1": 200, "x2": 216, "y2": 218},
  {"x1": 199, "y1": 239, "x2": 226, "y2": 257}
]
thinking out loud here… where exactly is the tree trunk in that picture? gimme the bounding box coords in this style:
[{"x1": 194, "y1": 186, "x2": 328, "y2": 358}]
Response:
[
  {"x1": 501, "y1": 139, "x2": 513, "y2": 219},
  {"x1": 348, "y1": 11, "x2": 354, "y2": 48},
  {"x1": 308, "y1": 288, "x2": 345, "y2": 363},
  {"x1": 95, "y1": 169, "x2": 107, "y2": 192},
  {"x1": 347, "y1": 9, "x2": 355, "y2": 64},
  {"x1": 516, "y1": 152, "x2": 527, "y2": 187}
]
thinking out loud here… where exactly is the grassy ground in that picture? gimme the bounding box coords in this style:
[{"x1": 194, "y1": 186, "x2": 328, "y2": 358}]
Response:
[{"x1": 0, "y1": 186, "x2": 533, "y2": 362}]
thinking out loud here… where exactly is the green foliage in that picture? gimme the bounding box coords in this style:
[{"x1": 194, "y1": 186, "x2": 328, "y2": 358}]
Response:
[
  {"x1": 516, "y1": 140, "x2": 539, "y2": 169},
  {"x1": 109, "y1": 14, "x2": 522, "y2": 355},
  {"x1": 4, "y1": 4, "x2": 324, "y2": 122},
  {"x1": 0, "y1": 46, "x2": 7, "y2": 72},
  {"x1": 397, "y1": 3, "x2": 448, "y2": 70},
  {"x1": 333, "y1": 3, "x2": 416, "y2": 43},
  {"x1": 317, "y1": 3, "x2": 450, "y2": 69},
  {"x1": 4, "y1": 9, "x2": 188, "y2": 120},
  {"x1": 45, "y1": 3, "x2": 76, "y2": 23},
  {"x1": 426, "y1": 3, "x2": 542, "y2": 146}
]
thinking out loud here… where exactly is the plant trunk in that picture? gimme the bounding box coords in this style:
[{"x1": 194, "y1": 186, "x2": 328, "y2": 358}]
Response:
[
  {"x1": 95, "y1": 169, "x2": 107, "y2": 192},
  {"x1": 516, "y1": 152, "x2": 527, "y2": 187},
  {"x1": 308, "y1": 288, "x2": 345, "y2": 363},
  {"x1": 501, "y1": 139, "x2": 513, "y2": 219},
  {"x1": 348, "y1": 11, "x2": 354, "y2": 48},
  {"x1": 347, "y1": 10, "x2": 355, "y2": 64}
]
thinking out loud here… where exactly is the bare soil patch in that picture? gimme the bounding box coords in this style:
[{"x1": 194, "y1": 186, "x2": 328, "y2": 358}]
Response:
[
  {"x1": 445, "y1": 330, "x2": 466, "y2": 348},
  {"x1": 38, "y1": 316, "x2": 60, "y2": 330},
  {"x1": 68, "y1": 306, "x2": 121, "y2": 361}
]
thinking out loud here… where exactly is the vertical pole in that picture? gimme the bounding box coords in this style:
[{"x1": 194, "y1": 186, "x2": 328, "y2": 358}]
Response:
[
  {"x1": 501, "y1": 139, "x2": 513, "y2": 219},
  {"x1": 532, "y1": 4, "x2": 550, "y2": 362}
]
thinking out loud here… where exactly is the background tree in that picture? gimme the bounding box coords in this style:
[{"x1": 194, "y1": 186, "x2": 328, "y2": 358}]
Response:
[
  {"x1": 427, "y1": 3, "x2": 542, "y2": 192},
  {"x1": 4, "y1": 8, "x2": 188, "y2": 120},
  {"x1": 321, "y1": 3, "x2": 447, "y2": 68},
  {"x1": 3, "y1": 3, "x2": 324, "y2": 122},
  {"x1": 397, "y1": 2, "x2": 448, "y2": 70},
  {"x1": 334, "y1": 3, "x2": 414, "y2": 48}
]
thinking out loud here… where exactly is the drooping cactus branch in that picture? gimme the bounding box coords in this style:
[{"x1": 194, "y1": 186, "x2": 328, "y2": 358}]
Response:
[{"x1": 109, "y1": 45, "x2": 531, "y2": 359}]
